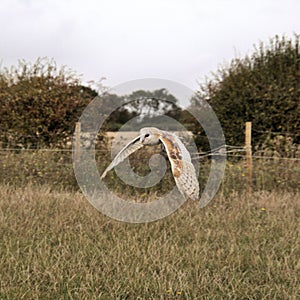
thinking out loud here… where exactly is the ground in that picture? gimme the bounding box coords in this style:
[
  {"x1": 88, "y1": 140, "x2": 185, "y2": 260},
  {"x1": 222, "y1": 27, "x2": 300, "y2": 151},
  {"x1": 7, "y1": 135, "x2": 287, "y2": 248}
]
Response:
[{"x1": 1, "y1": 185, "x2": 299, "y2": 299}]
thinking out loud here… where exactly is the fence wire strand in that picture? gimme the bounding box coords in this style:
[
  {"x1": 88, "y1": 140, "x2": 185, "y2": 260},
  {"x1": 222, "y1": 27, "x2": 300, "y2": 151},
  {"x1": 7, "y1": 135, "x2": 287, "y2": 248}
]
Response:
[{"x1": 0, "y1": 144, "x2": 299, "y2": 161}]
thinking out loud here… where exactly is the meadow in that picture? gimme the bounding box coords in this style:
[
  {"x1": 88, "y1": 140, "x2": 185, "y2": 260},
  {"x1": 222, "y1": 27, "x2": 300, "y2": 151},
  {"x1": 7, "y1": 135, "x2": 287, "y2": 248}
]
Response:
[
  {"x1": 0, "y1": 138, "x2": 299, "y2": 299},
  {"x1": 1, "y1": 185, "x2": 299, "y2": 299}
]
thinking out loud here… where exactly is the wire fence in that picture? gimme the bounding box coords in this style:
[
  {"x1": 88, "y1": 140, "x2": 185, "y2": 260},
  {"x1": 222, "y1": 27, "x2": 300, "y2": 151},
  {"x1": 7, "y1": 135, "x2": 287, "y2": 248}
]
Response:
[
  {"x1": 0, "y1": 125, "x2": 299, "y2": 193},
  {"x1": 1, "y1": 144, "x2": 299, "y2": 160}
]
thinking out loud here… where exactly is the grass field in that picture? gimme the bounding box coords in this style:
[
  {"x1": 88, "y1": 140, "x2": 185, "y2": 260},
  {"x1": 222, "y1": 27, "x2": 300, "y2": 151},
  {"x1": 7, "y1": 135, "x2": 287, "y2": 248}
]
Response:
[{"x1": 0, "y1": 185, "x2": 299, "y2": 299}]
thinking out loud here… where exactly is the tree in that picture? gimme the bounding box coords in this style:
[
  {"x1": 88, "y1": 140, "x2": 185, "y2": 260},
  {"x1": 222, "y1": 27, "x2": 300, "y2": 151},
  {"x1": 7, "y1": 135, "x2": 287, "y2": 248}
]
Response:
[
  {"x1": 196, "y1": 35, "x2": 300, "y2": 147},
  {"x1": 102, "y1": 88, "x2": 183, "y2": 131},
  {"x1": 0, "y1": 58, "x2": 97, "y2": 148},
  {"x1": 100, "y1": 93, "x2": 138, "y2": 131},
  {"x1": 124, "y1": 88, "x2": 180, "y2": 120}
]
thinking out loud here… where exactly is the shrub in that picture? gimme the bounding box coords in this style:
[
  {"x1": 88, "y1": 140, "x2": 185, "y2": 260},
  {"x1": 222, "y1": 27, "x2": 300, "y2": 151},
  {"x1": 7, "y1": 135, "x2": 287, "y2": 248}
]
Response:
[
  {"x1": 196, "y1": 34, "x2": 300, "y2": 147},
  {"x1": 0, "y1": 58, "x2": 97, "y2": 148}
]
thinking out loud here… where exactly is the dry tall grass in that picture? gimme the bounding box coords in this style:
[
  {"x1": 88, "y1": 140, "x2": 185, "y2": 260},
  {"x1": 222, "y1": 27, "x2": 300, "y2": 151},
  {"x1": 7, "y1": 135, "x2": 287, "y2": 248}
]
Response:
[{"x1": 1, "y1": 185, "x2": 299, "y2": 299}]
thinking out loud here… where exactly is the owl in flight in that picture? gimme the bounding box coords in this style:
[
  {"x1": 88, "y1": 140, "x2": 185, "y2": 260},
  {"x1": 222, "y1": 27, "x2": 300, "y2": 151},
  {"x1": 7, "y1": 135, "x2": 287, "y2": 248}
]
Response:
[{"x1": 101, "y1": 127, "x2": 199, "y2": 201}]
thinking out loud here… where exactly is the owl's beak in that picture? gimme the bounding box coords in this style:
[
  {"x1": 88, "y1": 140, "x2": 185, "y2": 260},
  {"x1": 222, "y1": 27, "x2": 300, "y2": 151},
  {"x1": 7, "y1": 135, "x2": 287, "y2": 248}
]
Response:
[{"x1": 140, "y1": 135, "x2": 146, "y2": 144}]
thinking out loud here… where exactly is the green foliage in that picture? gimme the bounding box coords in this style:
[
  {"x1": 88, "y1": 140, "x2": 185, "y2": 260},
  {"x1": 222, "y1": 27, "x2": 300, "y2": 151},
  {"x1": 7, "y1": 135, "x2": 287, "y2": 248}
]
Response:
[
  {"x1": 124, "y1": 88, "x2": 180, "y2": 118},
  {"x1": 102, "y1": 88, "x2": 183, "y2": 131},
  {"x1": 0, "y1": 58, "x2": 188, "y2": 148},
  {"x1": 0, "y1": 58, "x2": 97, "y2": 148},
  {"x1": 197, "y1": 35, "x2": 300, "y2": 147},
  {"x1": 99, "y1": 93, "x2": 138, "y2": 131}
]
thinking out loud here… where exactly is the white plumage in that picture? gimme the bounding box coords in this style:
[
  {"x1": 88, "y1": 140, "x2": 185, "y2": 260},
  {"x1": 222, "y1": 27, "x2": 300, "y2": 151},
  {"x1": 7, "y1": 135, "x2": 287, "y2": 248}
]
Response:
[{"x1": 101, "y1": 127, "x2": 199, "y2": 200}]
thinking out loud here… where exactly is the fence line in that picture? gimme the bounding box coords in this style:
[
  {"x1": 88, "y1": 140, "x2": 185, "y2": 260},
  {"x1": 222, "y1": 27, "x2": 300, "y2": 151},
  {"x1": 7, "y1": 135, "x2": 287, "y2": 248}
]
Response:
[
  {"x1": 1, "y1": 147, "x2": 299, "y2": 161},
  {"x1": 1, "y1": 122, "x2": 299, "y2": 164}
]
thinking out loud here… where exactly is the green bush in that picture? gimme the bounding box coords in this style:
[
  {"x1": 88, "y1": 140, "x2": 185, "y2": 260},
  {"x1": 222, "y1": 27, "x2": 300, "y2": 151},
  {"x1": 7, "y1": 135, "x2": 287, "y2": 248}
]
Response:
[
  {"x1": 196, "y1": 34, "x2": 300, "y2": 147},
  {"x1": 0, "y1": 58, "x2": 97, "y2": 148}
]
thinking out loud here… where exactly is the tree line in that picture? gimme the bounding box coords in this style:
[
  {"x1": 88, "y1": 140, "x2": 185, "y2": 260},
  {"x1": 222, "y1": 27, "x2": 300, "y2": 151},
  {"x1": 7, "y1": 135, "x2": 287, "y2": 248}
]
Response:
[{"x1": 0, "y1": 34, "x2": 299, "y2": 149}]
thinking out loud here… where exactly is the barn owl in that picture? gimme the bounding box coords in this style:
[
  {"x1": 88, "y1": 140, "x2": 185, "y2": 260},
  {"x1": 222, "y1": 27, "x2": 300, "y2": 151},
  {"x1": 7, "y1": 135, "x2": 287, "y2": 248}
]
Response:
[{"x1": 101, "y1": 127, "x2": 199, "y2": 200}]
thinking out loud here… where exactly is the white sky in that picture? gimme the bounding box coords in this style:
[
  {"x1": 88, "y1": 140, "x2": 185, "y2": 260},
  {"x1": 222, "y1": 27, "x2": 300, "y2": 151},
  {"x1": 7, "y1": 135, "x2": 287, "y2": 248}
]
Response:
[{"x1": 0, "y1": 0, "x2": 299, "y2": 92}]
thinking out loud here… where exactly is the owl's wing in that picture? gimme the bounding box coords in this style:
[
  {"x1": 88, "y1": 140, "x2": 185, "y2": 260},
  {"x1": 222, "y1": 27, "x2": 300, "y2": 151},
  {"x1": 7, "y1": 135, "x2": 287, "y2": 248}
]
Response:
[
  {"x1": 159, "y1": 132, "x2": 199, "y2": 200},
  {"x1": 101, "y1": 135, "x2": 144, "y2": 179}
]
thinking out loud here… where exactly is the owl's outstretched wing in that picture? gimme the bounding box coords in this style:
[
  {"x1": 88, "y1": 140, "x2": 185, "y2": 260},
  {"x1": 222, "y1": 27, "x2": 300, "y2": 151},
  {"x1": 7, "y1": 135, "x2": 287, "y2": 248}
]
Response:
[
  {"x1": 159, "y1": 132, "x2": 199, "y2": 201},
  {"x1": 101, "y1": 135, "x2": 144, "y2": 179}
]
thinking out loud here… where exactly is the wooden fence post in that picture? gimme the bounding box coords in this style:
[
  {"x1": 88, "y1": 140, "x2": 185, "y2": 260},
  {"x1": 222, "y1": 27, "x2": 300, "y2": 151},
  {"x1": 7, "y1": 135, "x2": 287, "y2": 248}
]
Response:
[
  {"x1": 75, "y1": 122, "x2": 81, "y2": 162},
  {"x1": 245, "y1": 122, "x2": 252, "y2": 192}
]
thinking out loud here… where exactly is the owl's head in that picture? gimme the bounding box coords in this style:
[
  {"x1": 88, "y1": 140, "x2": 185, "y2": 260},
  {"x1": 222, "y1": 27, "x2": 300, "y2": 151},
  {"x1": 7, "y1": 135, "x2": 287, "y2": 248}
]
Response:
[{"x1": 140, "y1": 127, "x2": 161, "y2": 145}]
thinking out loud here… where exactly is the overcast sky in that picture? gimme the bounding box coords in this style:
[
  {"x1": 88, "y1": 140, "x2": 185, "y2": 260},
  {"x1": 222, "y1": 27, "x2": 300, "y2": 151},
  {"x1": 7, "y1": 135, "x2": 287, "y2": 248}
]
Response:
[{"x1": 0, "y1": 0, "x2": 299, "y2": 92}]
